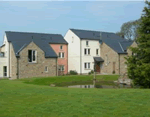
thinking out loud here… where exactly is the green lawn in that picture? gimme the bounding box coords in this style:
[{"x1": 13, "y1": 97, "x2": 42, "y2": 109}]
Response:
[
  {"x1": 19, "y1": 75, "x2": 119, "y2": 87},
  {"x1": 0, "y1": 75, "x2": 150, "y2": 117}
]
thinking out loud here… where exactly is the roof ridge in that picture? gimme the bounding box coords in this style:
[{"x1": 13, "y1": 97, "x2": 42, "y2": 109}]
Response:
[
  {"x1": 70, "y1": 28, "x2": 115, "y2": 34},
  {"x1": 5, "y1": 31, "x2": 62, "y2": 36}
]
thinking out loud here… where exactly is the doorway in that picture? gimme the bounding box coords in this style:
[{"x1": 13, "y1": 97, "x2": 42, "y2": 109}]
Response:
[
  {"x1": 95, "y1": 62, "x2": 100, "y2": 73},
  {"x1": 3, "y1": 66, "x2": 7, "y2": 77}
]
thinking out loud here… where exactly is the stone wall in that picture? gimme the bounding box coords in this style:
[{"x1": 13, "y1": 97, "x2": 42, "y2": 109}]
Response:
[
  {"x1": 119, "y1": 54, "x2": 127, "y2": 75},
  {"x1": 10, "y1": 43, "x2": 17, "y2": 79},
  {"x1": 100, "y1": 42, "x2": 119, "y2": 74},
  {"x1": 10, "y1": 42, "x2": 57, "y2": 79},
  {"x1": 127, "y1": 41, "x2": 137, "y2": 56},
  {"x1": 100, "y1": 42, "x2": 137, "y2": 75}
]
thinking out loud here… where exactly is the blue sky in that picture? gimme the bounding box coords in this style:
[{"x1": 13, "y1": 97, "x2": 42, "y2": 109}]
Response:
[{"x1": 0, "y1": 1, "x2": 145, "y2": 45}]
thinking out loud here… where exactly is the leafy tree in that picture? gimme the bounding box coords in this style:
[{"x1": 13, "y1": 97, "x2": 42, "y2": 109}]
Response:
[
  {"x1": 126, "y1": 1, "x2": 150, "y2": 88},
  {"x1": 116, "y1": 19, "x2": 141, "y2": 40},
  {"x1": 116, "y1": 31, "x2": 125, "y2": 38}
]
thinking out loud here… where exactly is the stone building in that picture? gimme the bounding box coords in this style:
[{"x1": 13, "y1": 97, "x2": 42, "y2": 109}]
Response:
[{"x1": 0, "y1": 31, "x2": 68, "y2": 79}]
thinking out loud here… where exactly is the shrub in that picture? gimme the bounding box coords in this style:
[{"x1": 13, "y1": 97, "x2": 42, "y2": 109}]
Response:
[
  {"x1": 91, "y1": 70, "x2": 94, "y2": 74},
  {"x1": 69, "y1": 70, "x2": 78, "y2": 75},
  {"x1": 88, "y1": 72, "x2": 91, "y2": 75},
  {"x1": 66, "y1": 73, "x2": 70, "y2": 75},
  {"x1": 112, "y1": 70, "x2": 115, "y2": 74},
  {"x1": 95, "y1": 84, "x2": 102, "y2": 88}
]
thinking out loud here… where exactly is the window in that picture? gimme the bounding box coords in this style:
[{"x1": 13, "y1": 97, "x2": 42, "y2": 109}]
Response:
[
  {"x1": 0, "y1": 52, "x2": 5, "y2": 57},
  {"x1": 45, "y1": 66, "x2": 48, "y2": 72},
  {"x1": 86, "y1": 41, "x2": 89, "y2": 46},
  {"x1": 62, "y1": 53, "x2": 64, "y2": 58},
  {"x1": 88, "y1": 49, "x2": 90, "y2": 55},
  {"x1": 96, "y1": 49, "x2": 99, "y2": 55},
  {"x1": 105, "y1": 54, "x2": 109, "y2": 65},
  {"x1": 84, "y1": 62, "x2": 90, "y2": 69},
  {"x1": 28, "y1": 50, "x2": 37, "y2": 63},
  {"x1": 84, "y1": 49, "x2": 90, "y2": 55},
  {"x1": 60, "y1": 45, "x2": 63, "y2": 50},
  {"x1": 3, "y1": 66, "x2": 7, "y2": 77},
  {"x1": 84, "y1": 49, "x2": 87, "y2": 55},
  {"x1": 59, "y1": 52, "x2": 61, "y2": 58},
  {"x1": 59, "y1": 52, "x2": 64, "y2": 58},
  {"x1": 59, "y1": 65, "x2": 65, "y2": 71}
]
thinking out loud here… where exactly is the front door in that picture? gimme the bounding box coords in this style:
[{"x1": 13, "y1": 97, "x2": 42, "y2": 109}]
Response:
[
  {"x1": 95, "y1": 62, "x2": 100, "y2": 73},
  {"x1": 3, "y1": 66, "x2": 7, "y2": 77}
]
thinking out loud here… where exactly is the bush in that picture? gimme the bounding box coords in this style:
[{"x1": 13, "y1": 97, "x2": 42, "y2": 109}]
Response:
[
  {"x1": 69, "y1": 70, "x2": 78, "y2": 75},
  {"x1": 112, "y1": 70, "x2": 115, "y2": 74},
  {"x1": 95, "y1": 84, "x2": 102, "y2": 88},
  {"x1": 91, "y1": 70, "x2": 94, "y2": 74},
  {"x1": 88, "y1": 72, "x2": 91, "y2": 75},
  {"x1": 66, "y1": 73, "x2": 70, "y2": 75}
]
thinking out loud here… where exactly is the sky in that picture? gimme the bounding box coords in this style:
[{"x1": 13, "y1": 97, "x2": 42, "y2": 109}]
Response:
[{"x1": 0, "y1": 1, "x2": 145, "y2": 45}]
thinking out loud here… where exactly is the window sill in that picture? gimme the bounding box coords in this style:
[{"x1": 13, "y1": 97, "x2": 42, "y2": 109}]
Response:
[
  {"x1": 28, "y1": 62, "x2": 37, "y2": 64},
  {"x1": 84, "y1": 69, "x2": 91, "y2": 70},
  {"x1": 84, "y1": 55, "x2": 91, "y2": 56}
]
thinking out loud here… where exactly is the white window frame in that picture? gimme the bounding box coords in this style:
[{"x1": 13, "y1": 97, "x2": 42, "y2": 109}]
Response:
[
  {"x1": 84, "y1": 48, "x2": 90, "y2": 55},
  {"x1": 45, "y1": 66, "x2": 48, "y2": 72},
  {"x1": 59, "y1": 52, "x2": 64, "y2": 58},
  {"x1": 28, "y1": 50, "x2": 37, "y2": 63},
  {"x1": 84, "y1": 62, "x2": 90, "y2": 69},
  {"x1": 59, "y1": 65, "x2": 65, "y2": 71}
]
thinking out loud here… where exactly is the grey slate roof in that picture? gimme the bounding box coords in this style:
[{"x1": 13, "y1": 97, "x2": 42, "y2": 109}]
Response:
[
  {"x1": 5, "y1": 31, "x2": 68, "y2": 58},
  {"x1": 93, "y1": 57, "x2": 104, "y2": 62},
  {"x1": 70, "y1": 29, "x2": 134, "y2": 54}
]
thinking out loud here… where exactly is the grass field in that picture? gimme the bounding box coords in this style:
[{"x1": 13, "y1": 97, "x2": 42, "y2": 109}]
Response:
[{"x1": 0, "y1": 75, "x2": 150, "y2": 117}]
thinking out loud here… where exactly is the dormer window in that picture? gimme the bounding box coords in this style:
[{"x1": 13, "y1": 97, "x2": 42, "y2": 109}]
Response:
[
  {"x1": 28, "y1": 50, "x2": 37, "y2": 63},
  {"x1": 86, "y1": 41, "x2": 89, "y2": 46},
  {"x1": 60, "y1": 45, "x2": 63, "y2": 50}
]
